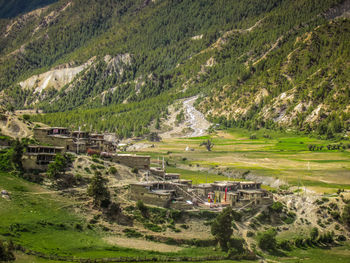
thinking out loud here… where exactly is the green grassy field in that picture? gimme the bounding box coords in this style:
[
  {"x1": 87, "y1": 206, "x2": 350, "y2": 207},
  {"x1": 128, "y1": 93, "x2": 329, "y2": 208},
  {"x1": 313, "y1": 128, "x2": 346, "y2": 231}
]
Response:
[
  {"x1": 266, "y1": 243, "x2": 350, "y2": 263},
  {"x1": 138, "y1": 128, "x2": 350, "y2": 193}
]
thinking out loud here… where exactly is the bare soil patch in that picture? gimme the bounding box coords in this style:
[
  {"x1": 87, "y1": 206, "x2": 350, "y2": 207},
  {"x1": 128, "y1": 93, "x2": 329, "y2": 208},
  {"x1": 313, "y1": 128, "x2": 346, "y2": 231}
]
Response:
[{"x1": 104, "y1": 236, "x2": 183, "y2": 252}]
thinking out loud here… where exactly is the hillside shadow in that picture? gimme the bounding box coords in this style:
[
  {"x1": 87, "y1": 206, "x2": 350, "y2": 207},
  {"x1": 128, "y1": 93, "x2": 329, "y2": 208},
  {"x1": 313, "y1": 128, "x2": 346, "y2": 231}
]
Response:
[{"x1": 0, "y1": 0, "x2": 58, "y2": 18}]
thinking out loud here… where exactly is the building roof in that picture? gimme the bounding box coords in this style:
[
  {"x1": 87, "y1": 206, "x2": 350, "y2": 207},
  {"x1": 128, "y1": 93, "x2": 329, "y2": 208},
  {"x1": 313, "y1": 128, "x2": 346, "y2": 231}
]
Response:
[
  {"x1": 28, "y1": 145, "x2": 64, "y2": 149},
  {"x1": 192, "y1": 183, "x2": 212, "y2": 189},
  {"x1": 240, "y1": 181, "x2": 260, "y2": 185},
  {"x1": 116, "y1": 154, "x2": 151, "y2": 158},
  {"x1": 212, "y1": 181, "x2": 240, "y2": 187},
  {"x1": 238, "y1": 189, "x2": 264, "y2": 194}
]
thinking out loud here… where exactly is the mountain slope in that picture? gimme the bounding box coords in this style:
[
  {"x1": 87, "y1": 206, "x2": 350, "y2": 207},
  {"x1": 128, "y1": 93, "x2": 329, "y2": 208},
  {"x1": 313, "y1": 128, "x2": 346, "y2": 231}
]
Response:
[
  {"x1": 0, "y1": 0, "x2": 58, "y2": 18},
  {"x1": 0, "y1": 0, "x2": 349, "y2": 138}
]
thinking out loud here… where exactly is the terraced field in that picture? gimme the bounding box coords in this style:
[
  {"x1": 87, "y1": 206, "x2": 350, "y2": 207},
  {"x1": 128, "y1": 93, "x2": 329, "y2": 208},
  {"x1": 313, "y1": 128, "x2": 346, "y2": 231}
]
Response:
[{"x1": 136, "y1": 128, "x2": 350, "y2": 193}]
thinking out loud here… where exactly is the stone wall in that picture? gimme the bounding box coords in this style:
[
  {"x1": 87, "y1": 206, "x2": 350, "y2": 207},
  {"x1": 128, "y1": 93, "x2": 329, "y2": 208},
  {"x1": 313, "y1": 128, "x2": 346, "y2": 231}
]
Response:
[
  {"x1": 112, "y1": 154, "x2": 150, "y2": 169},
  {"x1": 129, "y1": 184, "x2": 171, "y2": 207},
  {"x1": 22, "y1": 155, "x2": 50, "y2": 171}
]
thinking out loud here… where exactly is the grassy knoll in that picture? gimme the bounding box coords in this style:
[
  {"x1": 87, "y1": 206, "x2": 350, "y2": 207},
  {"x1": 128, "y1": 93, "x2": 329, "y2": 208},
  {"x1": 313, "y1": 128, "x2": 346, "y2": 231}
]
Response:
[{"x1": 138, "y1": 128, "x2": 350, "y2": 193}]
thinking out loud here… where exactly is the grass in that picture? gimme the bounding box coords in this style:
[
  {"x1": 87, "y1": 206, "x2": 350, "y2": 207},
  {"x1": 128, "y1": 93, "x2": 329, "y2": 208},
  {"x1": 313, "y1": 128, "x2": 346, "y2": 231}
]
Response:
[
  {"x1": 266, "y1": 242, "x2": 350, "y2": 263},
  {"x1": 0, "y1": 172, "x2": 228, "y2": 260},
  {"x1": 138, "y1": 128, "x2": 350, "y2": 193}
]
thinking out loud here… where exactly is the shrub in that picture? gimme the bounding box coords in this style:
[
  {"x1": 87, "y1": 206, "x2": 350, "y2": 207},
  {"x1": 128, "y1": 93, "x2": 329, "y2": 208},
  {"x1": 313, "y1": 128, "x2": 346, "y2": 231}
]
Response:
[
  {"x1": 74, "y1": 223, "x2": 83, "y2": 231},
  {"x1": 279, "y1": 240, "x2": 292, "y2": 251},
  {"x1": 143, "y1": 222, "x2": 163, "y2": 232},
  {"x1": 337, "y1": 235, "x2": 346, "y2": 241},
  {"x1": 109, "y1": 166, "x2": 118, "y2": 175},
  {"x1": 228, "y1": 237, "x2": 245, "y2": 257},
  {"x1": 232, "y1": 210, "x2": 242, "y2": 222},
  {"x1": 246, "y1": 231, "x2": 255, "y2": 237},
  {"x1": 270, "y1": 201, "x2": 283, "y2": 213},
  {"x1": 22, "y1": 114, "x2": 30, "y2": 121},
  {"x1": 123, "y1": 228, "x2": 143, "y2": 238},
  {"x1": 136, "y1": 200, "x2": 149, "y2": 218},
  {"x1": 310, "y1": 227, "x2": 319, "y2": 241},
  {"x1": 0, "y1": 240, "x2": 15, "y2": 261},
  {"x1": 257, "y1": 228, "x2": 277, "y2": 251},
  {"x1": 342, "y1": 203, "x2": 350, "y2": 227}
]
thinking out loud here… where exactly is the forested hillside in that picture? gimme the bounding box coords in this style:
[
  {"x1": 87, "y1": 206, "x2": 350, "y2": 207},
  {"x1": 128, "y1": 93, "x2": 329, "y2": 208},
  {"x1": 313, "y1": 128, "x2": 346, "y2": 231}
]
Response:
[{"x1": 0, "y1": 0, "x2": 349, "y2": 138}]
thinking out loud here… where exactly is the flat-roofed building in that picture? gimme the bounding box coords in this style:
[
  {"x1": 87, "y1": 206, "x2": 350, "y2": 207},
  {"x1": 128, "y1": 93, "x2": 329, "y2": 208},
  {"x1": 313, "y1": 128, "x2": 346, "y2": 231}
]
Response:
[{"x1": 22, "y1": 145, "x2": 64, "y2": 171}]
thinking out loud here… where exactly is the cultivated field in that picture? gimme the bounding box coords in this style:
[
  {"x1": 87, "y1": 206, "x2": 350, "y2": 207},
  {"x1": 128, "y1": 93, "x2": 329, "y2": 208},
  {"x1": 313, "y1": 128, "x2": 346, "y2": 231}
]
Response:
[{"x1": 136, "y1": 128, "x2": 350, "y2": 193}]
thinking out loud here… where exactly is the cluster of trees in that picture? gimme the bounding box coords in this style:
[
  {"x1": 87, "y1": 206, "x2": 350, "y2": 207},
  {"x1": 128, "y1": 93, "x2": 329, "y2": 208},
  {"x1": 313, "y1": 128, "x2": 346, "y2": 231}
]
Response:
[
  {"x1": 308, "y1": 143, "x2": 350, "y2": 151},
  {"x1": 31, "y1": 92, "x2": 186, "y2": 138}
]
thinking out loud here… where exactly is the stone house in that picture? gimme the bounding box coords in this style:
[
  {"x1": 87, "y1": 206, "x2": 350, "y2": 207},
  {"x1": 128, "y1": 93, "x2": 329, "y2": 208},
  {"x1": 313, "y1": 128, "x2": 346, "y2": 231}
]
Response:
[{"x1": 22, "y1": 145, "x2": 64, "y2": 171}]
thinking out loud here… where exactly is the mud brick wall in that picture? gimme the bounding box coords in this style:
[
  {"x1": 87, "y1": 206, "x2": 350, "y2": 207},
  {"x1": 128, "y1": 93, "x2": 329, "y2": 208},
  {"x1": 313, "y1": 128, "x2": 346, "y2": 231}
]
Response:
[
  {"x1": 129, "y1": 184, "x2": 170, "y2": 207},
  {"x1": 112, "y1": 155, "x2": 150, "y2": 169}
]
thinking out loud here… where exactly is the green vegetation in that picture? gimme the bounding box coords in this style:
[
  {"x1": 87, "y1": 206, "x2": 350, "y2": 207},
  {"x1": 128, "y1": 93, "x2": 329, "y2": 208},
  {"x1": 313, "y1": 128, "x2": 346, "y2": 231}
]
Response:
[
  {"x1": 143, "y1": 127, "x2": 350, "y2": 192},
  {"x1": 0, "y1": 0, "x2": 57, "y2": 18},
  {"x1": 47, "y1": 153, "x2": 72, "y2": 179},
  {"x1": 258, "y1": 228, "x2": 277, "y2": 251},
  {"x1": 0, "y1": 240, "x2": 15, "y2": 261},
  {"x1": 211, "y1": 207, "x2": 233, "y2": 251},
  {"x1": 342, "y1": 203, "x2": 350, "y2": 228},
  {"x1": 87, "y1": 171, "x2": 110, "y2": 207},
  {"x1": 0, "y1": 0, "x2": 348, "y2": 138}
]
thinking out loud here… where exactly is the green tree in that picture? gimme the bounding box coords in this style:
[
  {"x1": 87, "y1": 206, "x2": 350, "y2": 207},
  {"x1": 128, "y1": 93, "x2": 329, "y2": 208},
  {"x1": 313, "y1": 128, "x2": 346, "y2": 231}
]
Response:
[
  {"x1": 11, "y1": 139, "x2": 24, "y2": 171},
  {"x1": 87, "y1": 171, "x2": 110, "y2": 208},
  {"x1": 211, "y1": 207, "x2": 233, "y2": 251},
  {"x1": 47, "y1": 154, "x2": 69, "y2": 179},
  {"x1": 258, "y1": 228, "x2": 277, "y2": 251}
]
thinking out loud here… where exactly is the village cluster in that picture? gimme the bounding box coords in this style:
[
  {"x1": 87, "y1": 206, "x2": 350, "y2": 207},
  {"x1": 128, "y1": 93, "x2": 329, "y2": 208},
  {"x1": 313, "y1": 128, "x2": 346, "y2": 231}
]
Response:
[{"x1": 22, "y1": 126, "x2": 273, "y2": 210}]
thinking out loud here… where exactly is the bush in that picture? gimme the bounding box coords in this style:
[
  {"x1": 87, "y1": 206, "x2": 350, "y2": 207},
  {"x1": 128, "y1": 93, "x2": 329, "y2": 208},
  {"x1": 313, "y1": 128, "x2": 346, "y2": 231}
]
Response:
[
  {"x1": 227, "y1": 237, "x2": 245, "y2": 258},
  {"x1": 143, "y1": 222, "x2": 163, "y2": 232},
  {"x1": 258, "y1": 228, "x2": 277, "y2": 251},
  {"x1": 246, "y1": 231, "x2": 255, "y2": 237},
  {"x1": 74, "y1": 223, "x2": 83, "y2": 231},
  {"x1": 337, "y1": 235, "x2": 346, "y2": 242},
  {"x1": 136, "y1": 200, "x2": 149, "y2": 218},
  {"x1": 342, "y1": 203, "x2": 350, "y2": 227},
  {"x1": 270, "y1": 201, "x2": 283, "y2": 213},
  {"x1": 123, "y1": 228, "x2": 143, "y2": 238},
  {"x1": 232, "y1": 210, "x2": 242, "y2": 222},
  {"x1": 279, "y1": 240, "x2": 292, "y2": 251},
  {"x1": 109, "y1": 166, "x2": 118, "y2": 175},
  {"x1": 0, "y1": 240, "x2": 15, "y2": 261},
  {"x1": 310, "y1": 227, "x2": 319, "y2": 241}
]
